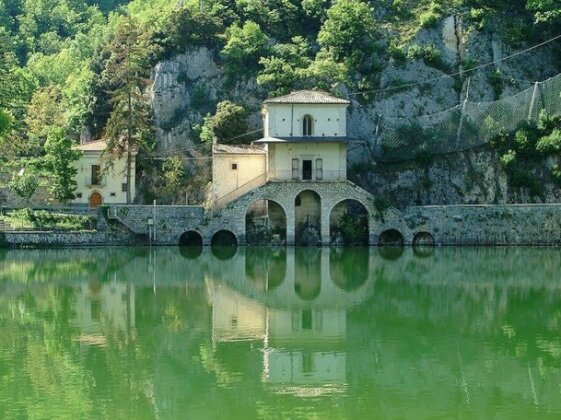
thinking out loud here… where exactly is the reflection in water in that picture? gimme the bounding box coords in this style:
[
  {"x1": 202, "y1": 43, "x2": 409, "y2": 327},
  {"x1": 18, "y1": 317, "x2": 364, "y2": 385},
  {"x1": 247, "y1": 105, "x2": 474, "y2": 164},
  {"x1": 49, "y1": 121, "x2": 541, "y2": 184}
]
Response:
[
  {"x1": 329, "y1": 247, "x2": 369, "y2": 290},
  {"x1": 294, "y1": 248, "x2": 321, "y2": 300},
  {"x1": 211, "y1": 245, "x2": 237, "y2": 260},
  {"x1": 179, "y1": 244, "x2": 203, "y2": 259},
  {"x1": 245, "y1": 247, "x2": 286, "y2": 291},
  {"x1": 1, "y1": 247, "x2": 561, "y2": 417}
]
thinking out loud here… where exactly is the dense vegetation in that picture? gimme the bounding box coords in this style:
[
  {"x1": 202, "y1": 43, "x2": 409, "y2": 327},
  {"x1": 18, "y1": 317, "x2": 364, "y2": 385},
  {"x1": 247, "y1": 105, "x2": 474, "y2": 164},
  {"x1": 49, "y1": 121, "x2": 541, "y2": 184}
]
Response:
[{"x1": 0, "y1": 0, "x2": 560, "y2": 203}]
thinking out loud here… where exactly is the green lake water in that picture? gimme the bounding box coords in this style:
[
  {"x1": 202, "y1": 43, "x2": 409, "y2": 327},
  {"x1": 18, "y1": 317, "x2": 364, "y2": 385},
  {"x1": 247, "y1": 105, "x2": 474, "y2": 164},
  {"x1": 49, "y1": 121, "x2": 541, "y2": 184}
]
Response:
[{"x1": 1, "y1": 246, "x2": 561, "y2": 419}]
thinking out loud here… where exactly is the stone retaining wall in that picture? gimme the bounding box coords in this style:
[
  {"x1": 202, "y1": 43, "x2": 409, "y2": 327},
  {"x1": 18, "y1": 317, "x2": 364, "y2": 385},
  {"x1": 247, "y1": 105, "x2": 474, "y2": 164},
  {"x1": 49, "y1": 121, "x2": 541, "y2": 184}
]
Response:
[
  {"x1": 404, "y1": 204, "x2": 561, "y2": 245},
  {"x1": 5, "y1": 183, "x2": 561, "y2": 247}
]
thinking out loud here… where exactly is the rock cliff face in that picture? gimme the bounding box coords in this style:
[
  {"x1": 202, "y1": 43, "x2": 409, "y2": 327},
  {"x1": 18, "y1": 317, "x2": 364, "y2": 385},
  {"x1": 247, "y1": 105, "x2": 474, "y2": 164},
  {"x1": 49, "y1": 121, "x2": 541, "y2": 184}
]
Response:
[
  {"x1": 149, "y1": 18, "x2": 561, "y2": 207},
  {"x1": 354, "y1": 149, "x2": 561, "y2": 209}
]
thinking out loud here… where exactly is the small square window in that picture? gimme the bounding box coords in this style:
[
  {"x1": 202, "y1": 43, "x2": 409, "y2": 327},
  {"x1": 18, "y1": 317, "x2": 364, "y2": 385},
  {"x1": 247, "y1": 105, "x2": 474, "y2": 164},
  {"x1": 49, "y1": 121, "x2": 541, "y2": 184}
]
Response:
[
  {"x1": 121, "y1": 183, "x2": 127, "y2": 192},
  {"x1": 76, "y1": 193, "x2": 82, "y2": 199},
  {"x1": 232, "y1": 163, "x2": 238, "y2": 170},
  {"x1": 110, "y1": 192, "x2": 116, "y2": 197}
]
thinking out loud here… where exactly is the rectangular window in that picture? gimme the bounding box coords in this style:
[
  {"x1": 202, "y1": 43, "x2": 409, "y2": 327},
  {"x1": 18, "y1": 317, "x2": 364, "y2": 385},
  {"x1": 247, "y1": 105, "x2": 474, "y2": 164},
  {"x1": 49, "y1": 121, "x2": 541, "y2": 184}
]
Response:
[
  {"x1": 76, "y1": 193, "x2": 82, "y2": 199},
  {"x1": 110, "y1": 192, "x2": 116, "y2": 197},
  {"x1": 302, "y1": 160, "x2": 312, "y2": 180},
  {"x1": 231, "y1": 163, "x2": 238, "y2": 170},
  {"x1": 91, "y1": 165, "x2": 101, "y2": 186},
  {"x1": 315, "y1": 158, "x2": 323, "y2": 180},
  {"x1": 292, "y1": 158, "x2": 299, "y2": 180},
  {"x1": 121, "y1": 183, "x2": 127, "y2": 192}
]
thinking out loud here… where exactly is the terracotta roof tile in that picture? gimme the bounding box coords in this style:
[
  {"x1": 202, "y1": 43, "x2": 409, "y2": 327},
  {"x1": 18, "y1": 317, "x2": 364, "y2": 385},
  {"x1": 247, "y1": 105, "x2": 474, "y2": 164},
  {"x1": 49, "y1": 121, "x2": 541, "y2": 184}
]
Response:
[
  {"x1": 213, "y1": 144, "x2": 266, "y2": 154},
  {"x1": 264, "y1": 90, "x2": 350, "y2": 105}
]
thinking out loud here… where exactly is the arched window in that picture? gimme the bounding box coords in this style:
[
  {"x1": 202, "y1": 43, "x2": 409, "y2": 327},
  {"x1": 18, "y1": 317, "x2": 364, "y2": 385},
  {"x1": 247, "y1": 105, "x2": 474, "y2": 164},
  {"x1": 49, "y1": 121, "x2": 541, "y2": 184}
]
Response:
[{"x1": 303, "y1": 115, "x2": 313, "y2": 136}]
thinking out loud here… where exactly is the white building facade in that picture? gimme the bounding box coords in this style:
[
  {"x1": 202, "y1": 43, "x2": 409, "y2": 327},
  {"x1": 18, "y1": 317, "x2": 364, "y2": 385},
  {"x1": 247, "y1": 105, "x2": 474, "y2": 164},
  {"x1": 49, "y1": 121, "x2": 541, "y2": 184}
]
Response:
[
  {"x1": 212, "y1": 90, "x2": 352, "y2": 207},
  {"x1": 72, "y1": 140, "x2": 137, "y2": 207}
]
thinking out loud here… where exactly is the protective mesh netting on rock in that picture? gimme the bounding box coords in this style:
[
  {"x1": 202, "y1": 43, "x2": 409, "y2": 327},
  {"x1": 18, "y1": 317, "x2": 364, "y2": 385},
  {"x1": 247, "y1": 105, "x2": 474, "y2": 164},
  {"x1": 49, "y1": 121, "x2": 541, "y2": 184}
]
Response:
[{"x1": 374, "y1": 73, "x2": 561, "y2": 161}]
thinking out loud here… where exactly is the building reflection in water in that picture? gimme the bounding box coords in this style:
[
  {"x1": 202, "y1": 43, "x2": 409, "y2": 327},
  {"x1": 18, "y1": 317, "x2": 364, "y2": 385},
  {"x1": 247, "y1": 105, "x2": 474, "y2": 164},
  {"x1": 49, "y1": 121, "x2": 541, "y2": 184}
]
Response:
[
  {"x1": 210, "y1": 247, "x2": 373, "y2": 395},
  {"x1": 71, "y1": 278, "x2": 135, "y2": 346}
]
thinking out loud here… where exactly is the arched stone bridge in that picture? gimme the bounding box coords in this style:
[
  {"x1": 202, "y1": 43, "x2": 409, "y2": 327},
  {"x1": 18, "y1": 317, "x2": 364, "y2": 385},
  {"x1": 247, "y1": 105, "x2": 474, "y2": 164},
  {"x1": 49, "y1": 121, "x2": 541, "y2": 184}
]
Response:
[{"x1": 200, "y1": 181, "x2": 412, "y2": 246}]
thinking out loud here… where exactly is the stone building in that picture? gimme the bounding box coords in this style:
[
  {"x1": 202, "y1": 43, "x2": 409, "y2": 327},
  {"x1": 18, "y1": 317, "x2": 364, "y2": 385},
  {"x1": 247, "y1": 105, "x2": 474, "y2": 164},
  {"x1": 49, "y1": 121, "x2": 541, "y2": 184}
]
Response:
[
  {"x1": 209, "y1": 90, "x2": 370, "y2": 245},
  {"x1": 72, "y1": 140, "x2": 137, "y2": 207},
  {"x1": 212, "y1": 90, "x2": 351, "y2": 208}
]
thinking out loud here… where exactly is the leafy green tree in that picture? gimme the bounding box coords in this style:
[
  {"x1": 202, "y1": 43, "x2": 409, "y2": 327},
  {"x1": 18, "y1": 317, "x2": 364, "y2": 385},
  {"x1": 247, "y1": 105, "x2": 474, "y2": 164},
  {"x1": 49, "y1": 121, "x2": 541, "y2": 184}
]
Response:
[
  {"x1": 221, "y1": 21, "x2": 269, "y2": 75},
  {"x1": 317, "y1": 0, "x2": 377, "y2": 63},
  {"x1": 0, "y1": 29, "x2": 20, "y2": 140},
  {"x1": 25, "y1": 86, "x2": 65, "y2": 151},
  {"x1": 303, "y1": 49, "x2": 348, "y2": 90},
  {"x1": 159, "y1": 7, "x2": 224, "y2": 58},
  {"x1": 200, "y1": 101, "x2": 248, "y2": 143},
  {"x1": 161, "y1": 155, "x2": 185, "y2": 204},
  {"x1": 257, "y1": 36, "x2": 312, "y2": 95},
  {"x1": 9, "y1": 170, "x2": 39, "y2": 203},
  {"x1": 44, "y1": 128, "x2": 81, "y2": 203},
  {"x1": 104, "y1": 16, "x2": 154, "y2": 203},
  {"x1": 526, "y1": 0, "x2": 561, "y2": 24}
]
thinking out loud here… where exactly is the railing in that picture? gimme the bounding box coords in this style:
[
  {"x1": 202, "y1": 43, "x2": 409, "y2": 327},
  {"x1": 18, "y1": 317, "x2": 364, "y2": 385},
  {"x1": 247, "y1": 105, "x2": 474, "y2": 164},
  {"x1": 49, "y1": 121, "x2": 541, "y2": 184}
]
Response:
[
  {"x1": 215, "y1": 173, "x2": 268, "y2": 209},
  {"x1": 267, "y1": 170, "x2": 347, "y2": 182}
]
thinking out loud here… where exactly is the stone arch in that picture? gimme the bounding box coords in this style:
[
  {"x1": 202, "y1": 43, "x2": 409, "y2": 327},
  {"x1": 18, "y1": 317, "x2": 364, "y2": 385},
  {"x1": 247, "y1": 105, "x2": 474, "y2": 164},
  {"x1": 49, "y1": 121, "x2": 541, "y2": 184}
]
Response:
[
  {"x1": 179, "y1": 230, "x2": 203, "y2": 247},
  {"x1": 245, "y1": 247, "x2": 287, "y2": 291},
  {"x1": 378, "y1": 228, "x2": 404, "y2": 247},
  {"x1": 412, "y1": 231, "x2": 436, "y2": 258},
  {"x1": 329, "y1": 247, "x2": 369, "y2": 291},
  {"x1": 179, "y1": 231, "x2": 203, "y2": 259},
  {"x1": 329, "y1": 199, "x2": 369, "y2": 245},
  {"x1": 211, "y1": 230, "x2": 238, "y2": 246},
  {"x1": 295, "y1": 190, "x2": 321, "y2": 246},
  {"x1": 211, "y1": 230, "x2": 238, "y2": 260},
  {"x1": 245, "y1": 198, "x2": 287, "y2": 245},
  {"x1": 412, "y1": 231, "x2": 435, "y2": 246},
  {"x1": 378, "y1": 228, "x2": 405, "y2": 260}
]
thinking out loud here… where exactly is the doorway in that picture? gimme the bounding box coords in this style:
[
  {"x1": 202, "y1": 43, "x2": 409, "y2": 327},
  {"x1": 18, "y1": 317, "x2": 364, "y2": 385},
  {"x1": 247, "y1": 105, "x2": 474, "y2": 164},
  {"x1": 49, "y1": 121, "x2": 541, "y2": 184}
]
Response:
[
  {"x1": 89, "y1": 192, "x2": 102, "y2": 208},
  {"x1": 302, "y1": 160, "x2": 312, "y2": 180}
]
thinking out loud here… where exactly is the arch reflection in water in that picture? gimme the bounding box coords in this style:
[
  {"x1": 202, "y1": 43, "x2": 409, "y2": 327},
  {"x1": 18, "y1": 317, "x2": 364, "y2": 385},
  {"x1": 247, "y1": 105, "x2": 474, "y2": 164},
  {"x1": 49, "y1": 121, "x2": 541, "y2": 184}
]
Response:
[
  {"x1": 329, "y1": 247, "x2": 369, "y2": 291},
  {"x1": 245, "y1": 247, "x2": 287, "y2": 291},
  {"x1": 294, "y1": 248, "x2": 322, "y2": 300}
]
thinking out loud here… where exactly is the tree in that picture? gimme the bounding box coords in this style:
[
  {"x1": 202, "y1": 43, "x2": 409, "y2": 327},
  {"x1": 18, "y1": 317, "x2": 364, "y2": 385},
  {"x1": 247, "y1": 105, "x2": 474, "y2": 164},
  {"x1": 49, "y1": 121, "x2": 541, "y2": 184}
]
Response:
[
  {"x1": 9, "y1": 169, "x2": 39, "y2": 204},
  {"x1": 317, "y1": 0, "x2": 377, "y2": 63},
  {"x1": 526, "y1": 0, "x2": 561, "y2": 25},
  {"x1": 44, "y1": 128, "x2": 81, "y2": 203},
  {"x1": 221, "y1": 21, "x2": 269, "y2": 75},
  {"x1": 161, "y1": 155, "x2": 185, "y2": 204},
  {"x1": 0, "y1": 29, "x2": 19, "y2": 140},
  {"x1": 104, "y1": 16, "x2": 154, "y2": 204},
  {"x1": 257, "y1": 36, "x2": 312, "y2": 95},
  {"x1": 200, "y1": 101, "x2": 248, "y2": 143},
  {"x1": 25, "y1": 85, "x2": 65, "y2": 152}
]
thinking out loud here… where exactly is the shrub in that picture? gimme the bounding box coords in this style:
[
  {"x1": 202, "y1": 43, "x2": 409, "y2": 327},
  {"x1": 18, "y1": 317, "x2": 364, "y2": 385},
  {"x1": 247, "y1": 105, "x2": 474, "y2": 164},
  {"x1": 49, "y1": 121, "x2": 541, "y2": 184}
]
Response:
[
  {"x1": 551, "y1": 164, "x2": 561, "y2": 187},
  {"x1": 500, "y1": 150, "x2": 516, "y2": 168},
  {"x1": 419, "y1": 2, "x2": 442, "y2": 28},
  {"x1": 407, "y1": 44, "x2": 448, "y2": 72},
  {"x1": 536, "y1": 129, "x2": 561, "y2": 155}
]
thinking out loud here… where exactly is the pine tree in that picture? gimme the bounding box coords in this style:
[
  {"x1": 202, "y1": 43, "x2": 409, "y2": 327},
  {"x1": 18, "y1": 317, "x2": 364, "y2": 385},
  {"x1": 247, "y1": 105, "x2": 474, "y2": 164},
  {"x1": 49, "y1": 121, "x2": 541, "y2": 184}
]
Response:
[{"x1": 103, "y1": 16, "x2": 154, "y2": 204}]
